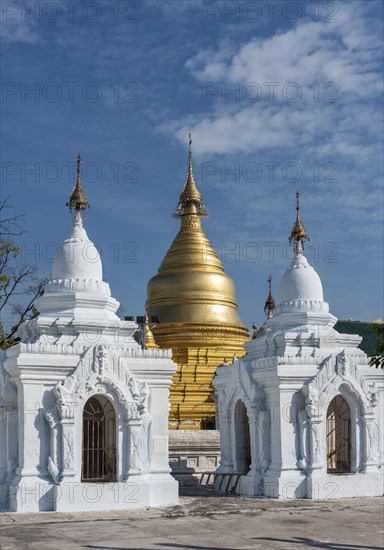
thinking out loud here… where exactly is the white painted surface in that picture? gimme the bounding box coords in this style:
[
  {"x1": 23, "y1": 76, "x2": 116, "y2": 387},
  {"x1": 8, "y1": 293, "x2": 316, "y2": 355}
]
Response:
[
  {"x1": 279, "y1": 252, "x2": 324, "y2": 304},
  {"x1": 214, "y1": 248, "x2": 384, "y2": 499},
  {"x1": 0, "y1": 213, "x2": 178, "y2": 512},
  {"x1": 52, "y1": 212, "x2": 103, "y2": 284}
]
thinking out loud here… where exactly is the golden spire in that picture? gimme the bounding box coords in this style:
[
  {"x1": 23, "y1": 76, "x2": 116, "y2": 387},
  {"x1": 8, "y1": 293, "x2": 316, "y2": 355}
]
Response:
[
  {"x1": 289, "y1": 191, "x2": 309, "y2": 252},
  {"x1": 147, "y1": 134, "x2": 248, "y2": 327},
  {"x1": 264, "y1": 275, "x2": 276, "y2": 318},
  {"x1": 173, "y1": 134, "x2": 208, "y2": 218},
  {"x1": 146, "y1": 138, "x2": 250, "y2": 430},
  {"x1": 66, "y1": 154, "x2": 90, "y2": 215},
  {"x1": 144, "y1": 313, "x2": 159, "y2": 349}
]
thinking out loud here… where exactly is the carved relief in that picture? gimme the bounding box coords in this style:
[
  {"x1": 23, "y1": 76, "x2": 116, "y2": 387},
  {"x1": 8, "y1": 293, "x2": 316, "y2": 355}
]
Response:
[
  {"x1": 44, "y1": 405, "x2": 61, "y2": 484},
  {"x1": 51, "y1": 344, "x2": 151, "y2": 480},
  {"x1": 0, "y1": 368, "x2": 18, "y2": 482},
  {"x1": 94, "y1": 344, "x2": 108, "y2": 375},
  {"x1": 0, "y1": 368, "x2": 17, "y2": 408},
  {"x1": 127, "y1": 414, "x2": 151, "y2": 476},
  {"x1": 303, "y1": 351, "x2": 373, "y2": 419},
  {"x1": 366, "y1": 422, "x2": 379, "y2": 463},
  {"x1": 297, "y1": 407, "x2": 309, "y2": 471},
  {"x1": 335, "y1": 349, "x2": 348, "y2": 376},
  {"x1": 53, "y1": 345, "x2": 150, "y2": 422},
  {"x1": 364, "y1": 381, "x2": 378, "y2": 408},
  {"x1": 62, "y1": 426, "x2": 75, "y2": 473},
  {"x1": 310, "y1": 422, "x2": 321, "y2": 467},
  {"x1": 302, "y1": 349, "x2": 384, "y2": 474}
]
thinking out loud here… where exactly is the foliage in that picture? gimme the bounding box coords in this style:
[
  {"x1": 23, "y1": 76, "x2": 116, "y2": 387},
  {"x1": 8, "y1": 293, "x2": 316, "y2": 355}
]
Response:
[
  {"x1": 0, "y1": 199, "x2": 46, "y2": 349},
  {"x1": 368, "y1": 323, "x2": 384, "y2": 369}
]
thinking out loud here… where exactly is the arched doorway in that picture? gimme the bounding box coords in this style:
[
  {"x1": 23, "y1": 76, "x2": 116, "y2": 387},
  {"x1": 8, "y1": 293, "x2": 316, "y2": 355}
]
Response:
[
  {"x1": 82, "y1": 395, "x2": 116, "y2": 482},
  {"x1": 326, "y1": 395, "x2": 351, "y2": 473},
  {"x1": 234, "y1": 400, "x2": 251, "y2": 474}
]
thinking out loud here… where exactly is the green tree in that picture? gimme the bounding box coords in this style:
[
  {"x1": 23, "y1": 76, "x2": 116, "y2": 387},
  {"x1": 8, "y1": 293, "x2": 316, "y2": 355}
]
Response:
[
  {"x1": 369, "y1": 323, "x2": 384, "y2": 369},
  {"x1": 0, "y1": 199, "x2": 45, "y2": 349}
]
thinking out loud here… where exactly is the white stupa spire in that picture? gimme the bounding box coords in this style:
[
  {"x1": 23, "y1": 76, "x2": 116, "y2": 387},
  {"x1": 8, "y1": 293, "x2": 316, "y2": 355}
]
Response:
[
  {"x1": 30, "y1": 155, "x2": 130, "y2": 332},
  {"x1": 278, "y1": 192, "x2": 328, "y2": 315},
  {"x1": 50, "y1": 210, "x2": 105, "y2": 291}
]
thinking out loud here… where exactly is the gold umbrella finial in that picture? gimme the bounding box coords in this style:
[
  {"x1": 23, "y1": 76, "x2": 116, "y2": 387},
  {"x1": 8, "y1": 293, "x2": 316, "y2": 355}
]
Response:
[
  {"x1": 288, "y1": 191, "x2": 309, "y2": 253},
  {"x1": 144, "y1": 312, "x2": 159, "y2": 349},
  {"x1": 188, "y1": 132, "x2": 192, "y2": 172},
  {"x1": 66, "y1": 153, "x2": 90, "y2": 217},
  {"x1": 173, "y1": 134, "x2": 208, "y2": 218},
  {"x1": 264, "y1": 274, "x2": 276, "y2": 318},
  {"x1": 76, "y1": 152, "x2": 81, "y2": 177}
]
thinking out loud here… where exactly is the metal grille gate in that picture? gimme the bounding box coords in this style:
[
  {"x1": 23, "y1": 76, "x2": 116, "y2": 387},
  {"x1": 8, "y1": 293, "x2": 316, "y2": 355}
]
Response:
[
  {"x1": 326, "y1": 395, "x2": 351, "y2": 473},
  {"x1": 82, "y1": 395, "x2": 116, "y2": 482}
]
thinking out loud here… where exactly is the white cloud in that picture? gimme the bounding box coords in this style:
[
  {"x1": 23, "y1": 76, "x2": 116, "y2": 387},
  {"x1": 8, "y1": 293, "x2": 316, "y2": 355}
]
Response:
[
  {"x1": 1, "y1": 12, "x2": 40, "y2": 44},
  {"x1": 164, "y1": 1, "x2": 383, "y2": 281},
  {"x1": 172, "y1": 1, "x2": 382, "y2": 159},
  {"x1": 186, "y1": 4, "x2": 382, "y2": 98}
]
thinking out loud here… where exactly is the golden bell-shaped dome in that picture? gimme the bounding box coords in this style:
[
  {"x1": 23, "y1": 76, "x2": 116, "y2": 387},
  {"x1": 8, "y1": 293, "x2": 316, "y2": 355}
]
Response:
[
  {"x1": 146, "y1": 149, "x2": 245, "y2": 335},
  {"x1": 146, "y1": 139, "x2": 249, "y2": 429}
]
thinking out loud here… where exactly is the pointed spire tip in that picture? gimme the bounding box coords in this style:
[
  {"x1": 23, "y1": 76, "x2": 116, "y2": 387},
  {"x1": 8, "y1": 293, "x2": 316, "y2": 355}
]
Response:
[
  {"x1": 173, "y1": 135, "x2": 208, "y2": 218},
  {"x1": 66, "y1": 153, "x2": 90, "y2": 217},
  {"x1": 264, "y1": 274, "x2": 276, "y2": 318},
  {"x1": 289, "y1": 191, "x2": 309, "y2": 252}
]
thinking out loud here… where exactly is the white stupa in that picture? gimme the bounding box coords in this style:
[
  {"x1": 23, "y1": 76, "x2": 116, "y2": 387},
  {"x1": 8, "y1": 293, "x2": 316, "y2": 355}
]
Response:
[
  {"x1": 214, "y1": 192, "x2": 384, "y2": 499},
  {"x1": 0, "y1": 155, "x2": 178, "y2": 512}
]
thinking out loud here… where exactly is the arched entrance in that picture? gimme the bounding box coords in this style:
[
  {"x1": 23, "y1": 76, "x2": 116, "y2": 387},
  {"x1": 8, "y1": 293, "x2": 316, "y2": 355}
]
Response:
[
  {"x1": 234, "y1": 400, "x2": 251, "y2": 474},
  {"x1": 82, "y1": 395, "x2": 116, "y2": 482},
  {"x1": 326, "y1": 395, "x2": 351, "y2": 473}
]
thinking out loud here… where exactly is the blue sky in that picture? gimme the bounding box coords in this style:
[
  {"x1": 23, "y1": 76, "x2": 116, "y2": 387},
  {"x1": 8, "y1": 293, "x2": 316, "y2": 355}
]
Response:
[{"x1": 1, "y1": 0, "x2": 383, "y2": 332}]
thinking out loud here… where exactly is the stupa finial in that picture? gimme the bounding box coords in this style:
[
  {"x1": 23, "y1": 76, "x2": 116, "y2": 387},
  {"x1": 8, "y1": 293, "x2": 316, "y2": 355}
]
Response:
[
  {"x1": 173, "y1": 134, "x2": 208, "y2": 218},
  {"x1": 143, "y1": 312, "x2": 159, "y2": 349},
  {"x1": 188, "y1": 132, "x2": 192, "y2": 172},
  {"x1": 288, "y1": 191, "x2": 309, "y2": 254},
  {"x1": 66, "y1": 153, "x2": 90, "y2": 217},
  {"x1": 264, "y1": 274, "x2": 276, "y2": 318}
]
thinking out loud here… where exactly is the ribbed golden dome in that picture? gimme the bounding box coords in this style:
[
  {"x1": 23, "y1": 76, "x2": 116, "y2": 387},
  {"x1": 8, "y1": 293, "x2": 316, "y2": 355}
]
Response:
[
  {"x1": 146, "y1": 153, "x2": 245, "y2": 333},
  {"x1": 146, "y1": 140, "x2": 249, "y2": 429}
]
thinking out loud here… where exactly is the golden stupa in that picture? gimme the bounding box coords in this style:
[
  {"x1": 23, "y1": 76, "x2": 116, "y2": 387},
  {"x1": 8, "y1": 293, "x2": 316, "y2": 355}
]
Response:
[{"x1": 146, "y1": 138, "x2": 249, "y2": 429}]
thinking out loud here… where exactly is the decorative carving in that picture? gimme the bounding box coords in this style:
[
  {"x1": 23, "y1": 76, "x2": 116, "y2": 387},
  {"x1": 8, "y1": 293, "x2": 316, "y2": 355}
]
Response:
[
  {"x1": 226, "y1": 363, "x2": 265, "y2": 408},
  {"x1": 12, "y1": 340, "x2": 170, "y2": 359},
  {"x1": 306, "y1": 381, "x2": 320, "y2": 413},
  {"x1": 127, "y1": 414, "x2": 151, "y2": 476},
  {"x1": 53, "y1": 377, "x2": 76, "y2": 420},
  {"x1": 44, "y1": 407, "x2": 59, "y2": 428},
  {"x1": 303, "y1": 351, "x2": 374, "y2": 419},
  {"x1": 44, "y1": 405, "x2": 61, "y2": 483},
  {"x1": 53, "y1": 345, "x2": 150, "y2": 423},
  {"x1": 47, "y1": 456, "x2": 60, "y2": 484},
  {"x1": 51, "y1": 344, "x2": 152, "y2": 480},
  {"x1": 62, "y1": 427, "x2": 74, "y2": 472},
  {"x1": 366, "y1": 422, "x2": 379, "y2": 463},
  {"x1": 310, "y1": 422, "x2": 321, "y2": 466},
  {"x1": 0, "y1": 368, "x2": 17, "y2": 407},
  {"x1": 94, "y1": 344, "x2": 108, "y2": 375},
  {"x1": 336, "y1": 349, "x2": 348, "y2": 376},
  {"x1": 297, "y1": 407, "x2": 309, "y2": 471},
  {"x1": 366, "y1": 381, "x2": 378, "y2": 408},
  {"x1": 129, "y1": 376, "x2": 150, "y2": 414}
]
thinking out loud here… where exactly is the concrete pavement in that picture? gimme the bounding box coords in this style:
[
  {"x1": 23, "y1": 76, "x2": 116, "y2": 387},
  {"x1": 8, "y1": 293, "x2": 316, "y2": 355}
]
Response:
[{"x1": 1, "y1": 493, "x2": 383, "y2": 549}]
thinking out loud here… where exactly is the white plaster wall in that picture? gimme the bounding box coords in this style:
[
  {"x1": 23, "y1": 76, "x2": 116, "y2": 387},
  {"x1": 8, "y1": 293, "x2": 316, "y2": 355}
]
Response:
[{"x1": 0, "y1": 349, "x2": 178, "y2": 512}]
